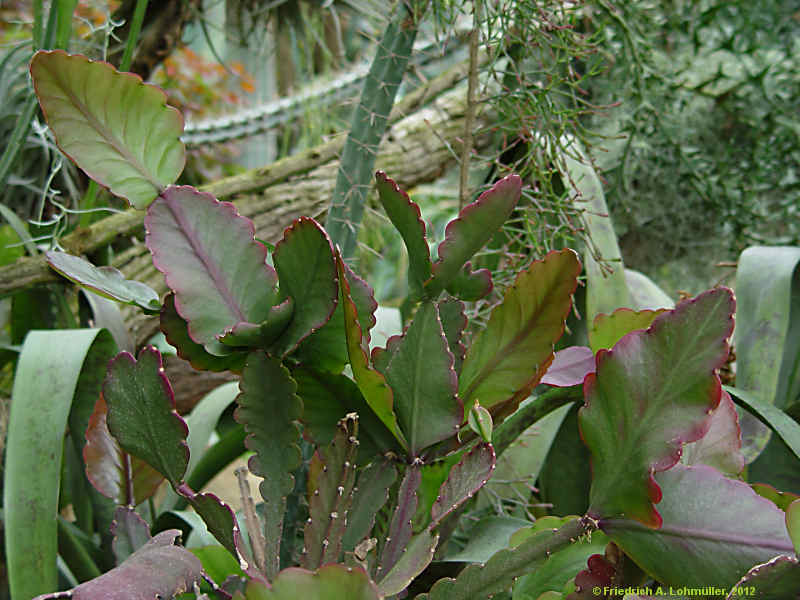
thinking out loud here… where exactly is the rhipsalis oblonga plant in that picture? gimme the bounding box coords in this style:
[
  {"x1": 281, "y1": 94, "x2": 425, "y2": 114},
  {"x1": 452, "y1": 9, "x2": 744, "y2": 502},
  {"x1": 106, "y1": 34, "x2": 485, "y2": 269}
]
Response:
[{"x1": 17, "y1": 44, "x2": 800, "y2": 600}]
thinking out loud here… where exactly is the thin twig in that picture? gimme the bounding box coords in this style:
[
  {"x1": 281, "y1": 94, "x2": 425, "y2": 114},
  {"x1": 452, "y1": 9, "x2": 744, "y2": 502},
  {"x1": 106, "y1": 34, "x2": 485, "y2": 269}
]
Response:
[
  {"x1": 235, "y1": 467, "x2": 267, "y2": 575},
  {"x1": 458, "y1": 0, "x2": 482, "y2": 210}
]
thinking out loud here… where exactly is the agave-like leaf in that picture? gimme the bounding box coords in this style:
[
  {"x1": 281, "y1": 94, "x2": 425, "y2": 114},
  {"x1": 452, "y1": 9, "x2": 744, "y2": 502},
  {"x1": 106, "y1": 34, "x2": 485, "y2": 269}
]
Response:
[
  {"x1": 459, "y1": 249, "x2": 581, "y2": 413},
  {"x1": 239, "y1": 564, "x2": 380, "y2": 599},
  {"x1": 430, "y1": 442, "x2": 495, "y2": 528},
  {"x1": 588, "y1": 308, "x2": 668, "y2": 353},
  {"x1": 682, "y1": 390, "x2": 745, "y2": 476},
  {"x1": 110, "y1": 507, "x2": 151, "y2": 564},
  {"x1": 145, "y1": 186, "x2": 278, "y2": 356},
  {"x1": 30, "y1": 51, "x2": 184, "y2": 209},
  {"x1": 46, "y1": 251, "x2": 160, "y2": 312},
  {"x1": 425, "y1": 174, "x2": 521, "y2": 298}
]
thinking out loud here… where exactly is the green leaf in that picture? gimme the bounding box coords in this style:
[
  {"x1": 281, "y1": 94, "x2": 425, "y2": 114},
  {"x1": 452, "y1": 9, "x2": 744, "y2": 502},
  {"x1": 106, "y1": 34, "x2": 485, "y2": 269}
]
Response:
[
  {"x1": 5, "y1": 329, "x2": 115, "y2": 600},
  {"x1": 786, "y1": 499, "x2": 800, "y2": 555},
  {"x1": 46, "y1": 250, "x2": 161, "y2": 312},
  {"x1": 272, "y1": 217, "x2": 339, "y2": 355},
  {"x1": 303, "y1": 414, "x2": 359, "y2": 569},
  {"x1": 726, "y1": 554, "x2": 800, "y2": 599},
  {"x1": 588, "y1": 308, "x2": 667, "y2": 353},
  {"x1": 375, "y1": 171, "x2": 431, "y2": 298},
  {"x1": 681, "y1": 390, "x2": 745, "y2": 476},
  {"x1": 445, "y1": 262, "x2": 493, "y2": 301},
  {"x1": 751, "y1": 483, "x2": 799, "y2": 512},
  {"x1": 146, "y1": 186, "x2": 278, "y2": 356},
  {"x1": 378, "y1": 529, "x2": 438, "y2": 596},
  {"x1": 239, "y1": 564, "x2": 380, "y2": 600},
  {"x1": 235, "y1": 352, "x2": 302, "y2": 578},
  {"x1": 727, "y1": 386, "x2": 800, "y2": 463},
  {"x1": 30, "y1": 50, "x2": 184, "y2": 209},
  {"x1": 190, "y1": 544, "x2": 246, "y2": 585},
  {"x1": 468, "y1": 404, "x2": 493, "y2": 442},
  {"x1": 426, "y1": 174, "x2": 521, "y2": 298},
  {"x1": 437, "y1": 297, "x2": 467, "y2": 373},
  {"x1": 442, "y1": 516, "x2": 531, "y2": 563},
  {"x1": 430, "y1": 442, "x2": 496, "y2": 528},
  {"x1": 580, "y1": 288, "x2": 735, "y2": 527},
  {"x1": 218, "y1": 299, "x2": 294, "y2": 349},
  {"x1": 380, "y1": 464, "x2": 422, "y2": 576},
  {"x1": 624, "y1": 269, "x2": 675, "y2": 311},
  {"x1": 342, "y1": 459, "x2": 397, "y2": 552},
  {"x1": 459, "y1": 249, "x2": 581, "y2": 412},
  {"x1": 601, "y1": 464, "x2": 793, "y2": 588},
  {"x1": 103, "y1": 346, "x2": 189, "y2": 487}
]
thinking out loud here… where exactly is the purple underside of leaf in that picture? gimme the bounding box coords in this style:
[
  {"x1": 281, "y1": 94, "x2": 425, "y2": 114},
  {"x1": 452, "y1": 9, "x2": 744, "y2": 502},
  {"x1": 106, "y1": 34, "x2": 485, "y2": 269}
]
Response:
[
  {"x1": 110, "y1": 507, "x2": 151, "y2": 565},
  {"x1": 430, "y1": 442, "x2": 496, "y2": 527},
  {"x1": 145, "y1": 186, "x2": 277, "y2": 354},
  {"x1": 682, "y1": 390, "x2": 745, "y2": 476},
  {"x1": 541, "y1": 346, "x2": 596, "y2": 387},
  {"x1": 580, "y1": 288, "x2": 736, "y2": 528}
]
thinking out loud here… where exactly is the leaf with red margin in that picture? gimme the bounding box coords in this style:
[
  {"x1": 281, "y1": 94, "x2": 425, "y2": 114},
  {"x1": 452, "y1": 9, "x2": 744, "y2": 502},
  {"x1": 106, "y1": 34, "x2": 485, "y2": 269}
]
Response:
[
  {"x1": 459, "y1": 249, "x2": 581, "y2": 412},
  {"x1": 375, "y1": 171, "x2": 431, "y2": 297},
  {"x1": 238, "y1": 564, "x2": 380, "y2": 599},
  {"x1": 145, "y1": 186, "x2": 278, "y2": 356},
  {"x1": 380, "y1": 464, "x2": 422, "y2": 575},
  {"x1": 110, "y1": 507, "x2": 151, "y2": 565},
  {"x1": 601, "y1": 464, "x2": 793, "y2": 588},
  {"x1": 437, "y1": 297, "x2": 467, "y2": 373},
  {"x1": 84, "y1": 394, "x2": 164, "y2": 505},
  {"x1": 541, "y1": 346, "x2": 596, "y2": 388},
  {"x1": 429, "y1": 442, "x2": 496, "y2": 527},
  {"x1": 102, "y1": 347, "x2": 189, "y2": 487},
  {"x1": 580, "y1": 288, "x2": 735, "y2": 527},
  {"x1": 425, "y1": 174, "x2": 521, "y2": 298},
  {"x1": 445, "y1": 262, "x2": 493, "y2": 301},
  {"x1": 682, "y1": 390, "x2": 745, "y2": 476},
  {"x1": 30, "y1": 50, "x2": 184, "y2": 209},
  {"x1": 726, "y1": 555, "x2": 800, "y2": 600},
  {"x1": 271, "y1": 217, "x2": 338, "y2": 355},
  {"x1": 588, "y1": 308, "x2": 668, "y2": 353}
]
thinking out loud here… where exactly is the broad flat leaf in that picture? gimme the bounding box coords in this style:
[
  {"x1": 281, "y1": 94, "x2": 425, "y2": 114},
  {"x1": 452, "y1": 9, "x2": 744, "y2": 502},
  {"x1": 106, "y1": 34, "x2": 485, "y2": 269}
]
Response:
[
  {"x1": 84, "y1": 395, "x2": 164, "y2": 504},
  {"x1": 442, "y1": 516, "x2": 530, "y2": 563},
  {"x1": 580, "y1": 288, "x2": 735, "y2": 527},
  {"x1": 272, "y1": 217, "x2": 338, "y2": 355},
  {"x1": 160, "y1": 293, "x2": 246, "y2": 372},
  {"x1": 380, "y1": 465, "x2": 422, "y2": 575},
  {"x1": 541, "y1": 346, "x2": 595, "y2": 388},
  {"x1": 787, "y1": 499, "x2": 800, "y2": 554},
  {"x1": 378, "y1": 529, "x2": 438, "y2": 596},
  {"x1": 47, "y1": 251, "x2": 160, "y2": 312},
  {"x1": 239, "y1": 565, "x2": 380, "y2": 600},
  {"x1": 414, "y1": 454, "x2": 463, "y2": 532},
  {"x1": 218, "y1": 299, "x2": 294, "y2": 349},
  {"x1": 727, "y1": 386, "x2": 800, "y2": 463},
  {"x1": 110, "y1": 507, "x2": 151, "y2": 564},
  {"x1": 430, "y1": 442, "x2": 496, "y2": 527},
  {"x1": 588, "y1": 308, "x2": 667, "y2": 353},
  {"x1": 384, "y1": 301, "x2": 462, "y2": 456},
  {"x1": 33, "y1": 530, "x2": 202, "y2": 600},
  {"x1": 103, "y1": 347, "x2": 189, "y2": 487},
  {"x1": 602, "y1": 464, "x2": 793, "y2": 588},
  {"x1": 459, "y1": 249, "x2": 581, "y2": 412},
  {"x1": 190, "y1": 545, "x2": 246, "y2": 585},
  {"x1": 30, "y1": 50, "x2": 184, "y2": 209},
  {"x1": 146, "y1": 186, "x2": 278, "y2": 355},
  {"x1": 682, "y1": 390, "x2": 745, "y2": 476},
  {"x1": 727, "y1": 555, "x2": 800, "y2": 600},
  {"x1": 446, "y1": 262, "x2": 493, "y2": 301},
  {"x1": 426, "y1": 174, "x2": 521, "y2": 298},
  {"x1": 438, "y1": 297, "x2": 467, "y2": 373},
  {"x1": 624, "y1": 270, "x2": 674, "y2": 311},
  {"x1": 339, "y1": 254, "x2": 406, "y2": 449},
  {"x1": 751, "y1": 483, "x2": 800, "y2": 511},
  {"x1": 375, "y1": 171, "x2": 431, "y2": 297},
  {"x1": 342, "y1": 459, "x2": 397, "y2": 552},
  {"x1": 235, "y1": 352, "x2": 302, "y2": 577},
  {"x1": 303, "y1": 415, "x2": 359, "y2": 569}
]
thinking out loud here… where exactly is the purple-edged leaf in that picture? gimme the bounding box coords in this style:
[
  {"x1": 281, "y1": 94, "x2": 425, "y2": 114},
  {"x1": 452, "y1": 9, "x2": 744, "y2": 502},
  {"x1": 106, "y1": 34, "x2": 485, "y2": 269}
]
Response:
[
  {"x1": 160, "y1": 293, "x2": 246, "y2": 372},
  {"x1": 726, "y1": 554, "x2": 800, "y2": 599},
  {"x1": 110, "y1": 507, "x2": 151, "y2": 564},
  {"x1": 218, "y1": 298, "x2": 294, "y2": 348},
  {"x1": 430, "y1": 442, "x2": 496, "y2": 528},
  {"x1": 342, "y1": 459, "x2": 398, "y2": 552},
  {"x1": 602, "y1": 464, "x2": 794, "y2": 588},
  {"x1": 425, "y1": 174, "x2": 521, "y2": 297},
  {"x1": 145, "y1": 186, "x2": 278, "y2": 356},
  {"x1": 46, "y1": 251, "x2": 160, "y2": 312},
  {"x1": 380, "y1": 464, "x2": 422, "y2": 576},
  {"x1": 752, "y1": 483, "x2": 800, "y2": 511},
  {"x1": 445, "y1": 262, "x2": 493, "y2": 301},
  {"x1": 240, "y1": 564, "x2": 380, "y2": 600},
  {"x1": 437, "y1": 297, "x2": 467, "y2": 373},
  {"x1": 378, "y1": 529, "x2": 438, "y2": 596},
  {"x1": 541, "y1": 346, "x2": 596, "y2": 387},
  {"x1": 235, "y1": 352, "x2": 302, "y2": 578},
  {"x1": 303, "y1": 414, "x2": 359, "y2": 569},
  {"x1": 588, "y1": 308, "x2": 668, "y2": 353},
  {"x1": 459, "y1": 249, "x2": 581, "y2": 412},
  {"x1": 30, "y1": 51, "x2": 184, "y2": 209},
  {"x1": 375, "y1": 171, "x2": 431, "y2": 297},
  {"x1": 103, "y1": 347, "x2": 188, "y2": 487},
  {"x1": 338, "y1": 254, "x2": 406, "y2": 449},
  {"x1": 272, "y1": 217, "x2": 338, "y2": 355},
  {"x1": 787, "y1": 499, "x2": 800, "y2": 554},
  {"x1": 682, "y1": 390, "x2": 745, "y2": 476},
  {"x1": 384, "y1": 301, "x2": 462, "y2": 456},
  {"x1": 580, "y1": 288, "x2": 735, "y2": 527},
  {"x1": 33, "y1": 530, "x2": 202, "y2": 600},
  {"x1": 84, "y1": 394, "x2": 164, "y2": 504}
]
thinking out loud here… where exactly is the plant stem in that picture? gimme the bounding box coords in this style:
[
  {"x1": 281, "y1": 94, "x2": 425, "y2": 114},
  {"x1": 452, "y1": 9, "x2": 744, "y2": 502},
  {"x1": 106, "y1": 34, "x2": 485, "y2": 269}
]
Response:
[
  {"x1": 458, "y1": 0, "x2": 482, "y2": 210},
  {"x1": 119, "y1": 0, "x2": 149, "y2": 72}
]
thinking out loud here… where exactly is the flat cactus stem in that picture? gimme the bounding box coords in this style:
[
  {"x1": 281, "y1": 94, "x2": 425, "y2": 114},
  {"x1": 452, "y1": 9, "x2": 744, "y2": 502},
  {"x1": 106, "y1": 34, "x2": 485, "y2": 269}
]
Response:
[
  {"x1": 303, "y1": 414, "x2": 360, "y2": 570},
  {"x1": 378, "y1": 463, "x2": 422, "y2": 578},
  {"x1": 325, "y1": 2, "x2": 426, "y2": 260}
]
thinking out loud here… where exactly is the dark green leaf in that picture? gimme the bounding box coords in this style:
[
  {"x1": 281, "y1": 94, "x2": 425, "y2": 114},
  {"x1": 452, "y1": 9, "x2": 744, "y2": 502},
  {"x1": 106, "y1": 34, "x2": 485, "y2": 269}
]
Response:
[
  {"x1": 430, "y1": 443, "x2": 496, "y2": 528},
  {"x1": 380, "y1": 465, "x2": 422, "y2": 575},
  {"x1": 726, "y1": 555, "x2": 800, "y2": 600},
  {"x1": 378, "y1": 530, "x2": 438, "y2": 596},
  {"x1": 343, "y1": 460, "x2": 397, "y2": 552},
  {"x1": 445, "y1": 262, "x2": 493, "y2": 301}
]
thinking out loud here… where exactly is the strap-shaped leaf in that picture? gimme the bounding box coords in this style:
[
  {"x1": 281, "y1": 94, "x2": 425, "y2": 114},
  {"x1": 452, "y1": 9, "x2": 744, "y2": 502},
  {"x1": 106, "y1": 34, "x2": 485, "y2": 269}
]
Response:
[
  {"x1": 342, "y1": 460, "x2": 398, "y2": 552},
  {"x1": 46, "y1": 250, "x2": 160, "y2": 312},
  {"x1": 384, "y1": 301, "x2": 462, "y2": 456},
  {"x1": 430, "y1": 442, "x2": 495, "y2": 527},
  {"x1": 602, "y1": 464, "x2": 794, "y2": 588},
  {"x1": 375, "y1": 171, "x2": 431, "y2": 297},
  {"x1": 379, "y1": 464, "x2": 422, "y2": 576},
  {"x1": 235, "y1": 352, "x2": 303, "y2": 578},
  {"x1": 378, "y1": 530, "x2": 438, "y2": 597},
  {"x1": 588, "y1": 308, "x2": 668, "y2": 353},
  {"x1": 30, "y1": 50, "x2": 184, "y2": 209},
  {"x1": 241, "y1": 564, "x2": 380, "y2": 600},
  {"x1": 580, "y1": 288, "x2": 735, "y2": 527},
  {"x1": 103, "y1": 346, "x2": 189, "y2": 487},
  {"x1": 146, "y1": 186, "x2": 278, "y2": 355},
  {"x1": 459, "y1": 249, "x2": 581, "y2": 412},
  {"x1": 425, "y1": 174, "x2": 521, "y2": 298},
  {"x1": 272, "y1": 217, "x2": 339, "y2": 355}
]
